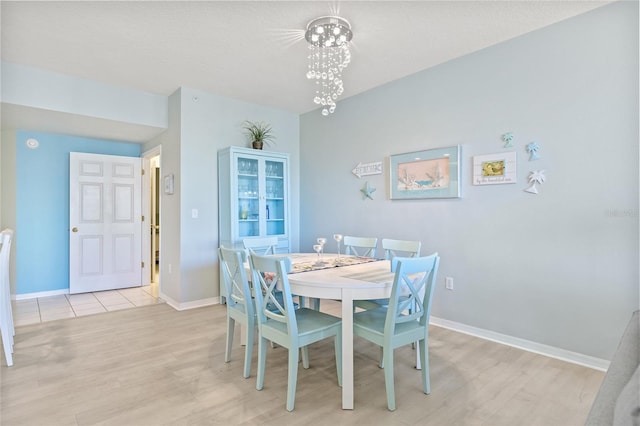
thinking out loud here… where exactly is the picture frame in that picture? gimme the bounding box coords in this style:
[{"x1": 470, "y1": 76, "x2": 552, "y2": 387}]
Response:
[
  {"x1": 472, "y1": 152, "x2": 517, "y2": 185},
  {"x1": 389, "y1": 145, "x2": 461, "y2": 199},
  {"x1": 163, "y1": 174, "x2": 174, "y2": 195}
]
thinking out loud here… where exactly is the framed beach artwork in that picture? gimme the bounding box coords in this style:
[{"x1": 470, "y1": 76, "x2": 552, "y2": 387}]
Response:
[
  {"x1": 472, "y1": 152, "x2": 517, "y2": 185},
  {"x1": 389, "y1": 145, "x2": 461, "y2": 199}
]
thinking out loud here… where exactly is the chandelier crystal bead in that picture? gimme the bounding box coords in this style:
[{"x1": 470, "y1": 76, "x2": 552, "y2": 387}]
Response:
[{"x1": 305, "y1": 16, "x2": 352, "y2": 116}]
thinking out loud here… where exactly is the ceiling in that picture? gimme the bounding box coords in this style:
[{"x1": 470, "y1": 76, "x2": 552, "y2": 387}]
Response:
[{"x1": 1, "y1": 1, "x2": 610, "y2": 142}]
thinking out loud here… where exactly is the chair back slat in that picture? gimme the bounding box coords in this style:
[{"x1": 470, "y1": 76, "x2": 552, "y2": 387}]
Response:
[
  {"x1": 219, "y1": 247, "x2": 253, "y2": 316},
  {"x1": 382, "y1": 238, "x2": 421, "y2": 263},
  {"x1": 243, "y1": 236, "x2": 279, "y2": 255},
  {"x1": 343, "y1": 236, "x2": 378, "y2": 258},
  {"x1": 384, "y1": 254, "x2": 440, "y2": 332},
  {"x1": 249, "y1": 254, "x2": 297, "y2": 336}
]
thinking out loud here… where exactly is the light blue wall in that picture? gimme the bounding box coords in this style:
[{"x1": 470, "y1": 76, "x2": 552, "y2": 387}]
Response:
[
  {"x1": 300, "y1": 1, "x2": 638, "y2": 360},
  {"x1": 177, "y1": 88, "x2": 300, "y2": 303},
  {"x1": 16, "y1": 131, "x2": 140, "y2": 294}
]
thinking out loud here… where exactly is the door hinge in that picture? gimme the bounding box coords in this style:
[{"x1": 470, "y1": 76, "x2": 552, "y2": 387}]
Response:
[
  {"x1": 142, "y1": 215, "x2": 145, "y2": 222},
  {"x1": 141, "y1": 261, "x2": 145, "y2": 268},
  {"x1": 142, "y1": 169, "x2": 145, "y2": 175}
]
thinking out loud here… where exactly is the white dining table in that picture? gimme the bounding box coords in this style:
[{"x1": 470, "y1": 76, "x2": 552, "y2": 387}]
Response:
[{"x1": 285, "y1": 253, "x2": 396, "y2": 410}]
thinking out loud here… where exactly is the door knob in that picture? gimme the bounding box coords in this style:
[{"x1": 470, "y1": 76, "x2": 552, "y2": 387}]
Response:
[{"x1": 72, "y1": 227, "x2": 78, "y2": 232}]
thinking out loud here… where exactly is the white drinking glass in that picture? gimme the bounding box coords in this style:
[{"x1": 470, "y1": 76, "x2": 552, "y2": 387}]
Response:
[
  {"x1": 313, "y1": 244, "x2": 323, "y2": 264},
  {"x1": 333, "y1": 234, "x2": 343, "y2": 259},
  {"x1": 317, "y1": 237, "x2": 327, "y2": 260}
]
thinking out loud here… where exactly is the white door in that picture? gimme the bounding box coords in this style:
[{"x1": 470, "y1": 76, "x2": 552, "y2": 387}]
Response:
[{"x1": 70, "y1": 152, "x2": 142, "y2": 294}]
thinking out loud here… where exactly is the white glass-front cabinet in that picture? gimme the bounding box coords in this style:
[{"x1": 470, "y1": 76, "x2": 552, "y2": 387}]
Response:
[{"x1": 218, "y1": 146, "x2": 290, "y2": 253}]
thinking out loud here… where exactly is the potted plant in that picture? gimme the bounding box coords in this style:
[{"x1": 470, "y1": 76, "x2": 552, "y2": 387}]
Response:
[{"x1": 242, "y1": 120, "x2": 275, "y2": 150}]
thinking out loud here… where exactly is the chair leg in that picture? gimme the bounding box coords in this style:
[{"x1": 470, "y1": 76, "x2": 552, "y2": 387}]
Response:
[
  {"x1": 225, "y1": 316, "x2": 235, "y2": 363},
  {"x1": 415, "y1": 342, "x2": 421, "y2": 370},
  {"x1": 256, "y1": 337, "x2": 268, "y2": 391},
  {"x1": 311, "y1": 298, "x2": 320, "y2": 311},
  {"x1": 243, "y1": 324, "x2": 254, "y2": 378},
  {"x1": 383, "y1": 346, "x2": 396, "y2": 411},
  {"x1": 1, "y1": 324, "x2": 13, "y2": 367},
  {"x1": 297, "y1": 296, "x2": 306, "y2": 308},
  {"x1": 286, "y1": 347, "x2": 299, "y2": 411},
  {"x1": 301, "y1": 346, "x2": 310, "y2": 369},
  {"x1": 419, "y1": 338, "x2": 430, "y2": 394},
  {"x1": 335, "y1": 332, "x2": 342, "y2": 387}
]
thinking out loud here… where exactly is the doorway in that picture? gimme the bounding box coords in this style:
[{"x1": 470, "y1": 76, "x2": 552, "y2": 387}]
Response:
[{"x1": 142, "y1": 146, "x2": 161, "y2": 295}]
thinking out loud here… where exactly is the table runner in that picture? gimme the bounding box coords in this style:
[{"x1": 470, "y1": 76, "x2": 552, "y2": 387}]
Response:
[{"x1": 290, "y1": 255, "x2": 381, "y2": 274}]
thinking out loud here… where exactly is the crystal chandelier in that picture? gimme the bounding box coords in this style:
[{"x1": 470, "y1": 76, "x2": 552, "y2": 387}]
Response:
[{"x1": 305, "y1": 16, "x2": 353, "y2": 116}]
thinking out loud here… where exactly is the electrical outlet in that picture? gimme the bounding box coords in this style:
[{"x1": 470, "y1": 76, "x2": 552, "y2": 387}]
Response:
[{"x1": 445, "y1": 277, "x2": 454, "y2": 290}]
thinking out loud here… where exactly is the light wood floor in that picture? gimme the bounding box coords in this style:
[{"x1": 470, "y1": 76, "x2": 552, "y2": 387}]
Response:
[{"x1": 1, "y1": 301, "x2": 604, "y2": 425}]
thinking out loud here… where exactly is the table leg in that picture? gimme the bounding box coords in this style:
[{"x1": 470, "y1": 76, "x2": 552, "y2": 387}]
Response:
[{"x1": 341, "y1": 290, "x2": 354, "y2": 410}]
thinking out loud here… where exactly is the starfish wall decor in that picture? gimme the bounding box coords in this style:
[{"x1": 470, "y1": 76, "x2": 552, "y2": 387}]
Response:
[{"x1": 360, "y1": 181, "x2": 376, "y2": 200}]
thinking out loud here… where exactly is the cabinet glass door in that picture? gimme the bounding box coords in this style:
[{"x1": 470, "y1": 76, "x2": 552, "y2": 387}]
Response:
[
  {"x1": 265, "y1": 159, "x2": 285, "y2": 236},
  {"x1": 237, "y1": 156, "x2": 259, "y2": 238}
]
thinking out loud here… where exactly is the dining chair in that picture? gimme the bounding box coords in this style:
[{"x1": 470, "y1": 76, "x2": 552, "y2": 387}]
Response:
[
  {"x1": 355, "y1": 238, "x2": 422, "y2": 312},
  {"x1": 243, "y1": 236, "x2": 310, "y2": 309},
  {"x1": 243, "y1": 236, "x2": 279, "y2": 255},
  {"x1": 219, "y1": 246, "x2": 256, "y2": 378},
  {"x1": 249, "y1": 253, "x2": 342, "y2": 411},
  {"x1": 382, "y1": 238, "x2": 421, "y2": 263},
  {"x1": 343, "y1": 235, "x2": 378, "y2": 258},
  {"x1": 1, "y1": 228, "x2": 15, "y2": 367},
  {"x1": 352, "y1": 253, "x2": 440, "y2": 411}
]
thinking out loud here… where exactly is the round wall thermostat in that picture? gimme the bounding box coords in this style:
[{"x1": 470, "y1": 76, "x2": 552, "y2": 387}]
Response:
[{"x1": 26, "y1": 138, "x2": 39, "y2": 149}]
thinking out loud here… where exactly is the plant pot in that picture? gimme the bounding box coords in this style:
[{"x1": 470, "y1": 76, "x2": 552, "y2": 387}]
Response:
[{"x1": 252, "y1": 141, "x2": 264, "y2": 150}]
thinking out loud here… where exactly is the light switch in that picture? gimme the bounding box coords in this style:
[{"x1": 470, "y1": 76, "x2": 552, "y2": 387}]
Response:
[{"x1": 191, "y1": 208, "x2": 198, "y2": 219}]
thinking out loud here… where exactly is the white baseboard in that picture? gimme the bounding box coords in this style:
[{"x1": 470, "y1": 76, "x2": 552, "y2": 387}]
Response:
[
  {"x1": 14, "y1": 289, "x2": 69, "y2": 300},
  {"x1": 159, "y1": 292, "x2": 219, "y2": 311},
  {"x1": 430, "y1": 316, "x2": 610, "y2": 372}
]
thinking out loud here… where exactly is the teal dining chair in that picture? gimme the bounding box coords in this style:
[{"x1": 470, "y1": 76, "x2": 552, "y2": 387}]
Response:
[
  {"x1": 382, "y1": 238, "x2": 421, "y2": 263},
  {"x1": 343, "y1": 235, "x2": 378, "y2": 258},
  {"x1": 355, "y1": 238, "x2": 422, "y2": 312},
  {"x1": 218, "y1": 246, "x2": 256, "y2": 378},
  {"x1": 249, "y1": 253, "x2": 342, "y2": 411},
  {"x1": 242, "y1": 236, "x2": 279, "y2": 255},
  {"x1": 352, "y1": 253, "x2": 440, "y2": 411},
  {"x1": 243, "y1": 236, "x2": 307, "y2": 309}
]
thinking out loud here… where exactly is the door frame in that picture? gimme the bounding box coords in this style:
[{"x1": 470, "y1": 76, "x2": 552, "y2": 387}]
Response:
[{"x1": 142, "y1": 145, "x2": 162, "y2": 288}]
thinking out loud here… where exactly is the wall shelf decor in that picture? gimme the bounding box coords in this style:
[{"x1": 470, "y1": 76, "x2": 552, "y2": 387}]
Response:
[
  {"x1": 389, "y1": 145, "x2": 461, "y2": 199},
  {"x1": 472, "y1": 152, "x2": 517, "y2": 185}
]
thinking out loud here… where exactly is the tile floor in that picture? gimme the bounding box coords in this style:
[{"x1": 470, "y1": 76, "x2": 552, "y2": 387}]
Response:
[{"x1": 11, "y1": 284, "x2": 162, "y2": 326}]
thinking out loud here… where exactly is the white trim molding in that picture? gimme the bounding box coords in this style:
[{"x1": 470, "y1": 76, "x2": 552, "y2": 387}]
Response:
[
  {"x1": 14, "y1": 289, "x2": 69, "y2": 300},
  {"x1": 160, "y1": 292, "x2": 219, "y2": 311},
  {"x1": 430, "y1": 316, "x2": 610, "y2": 372}
]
